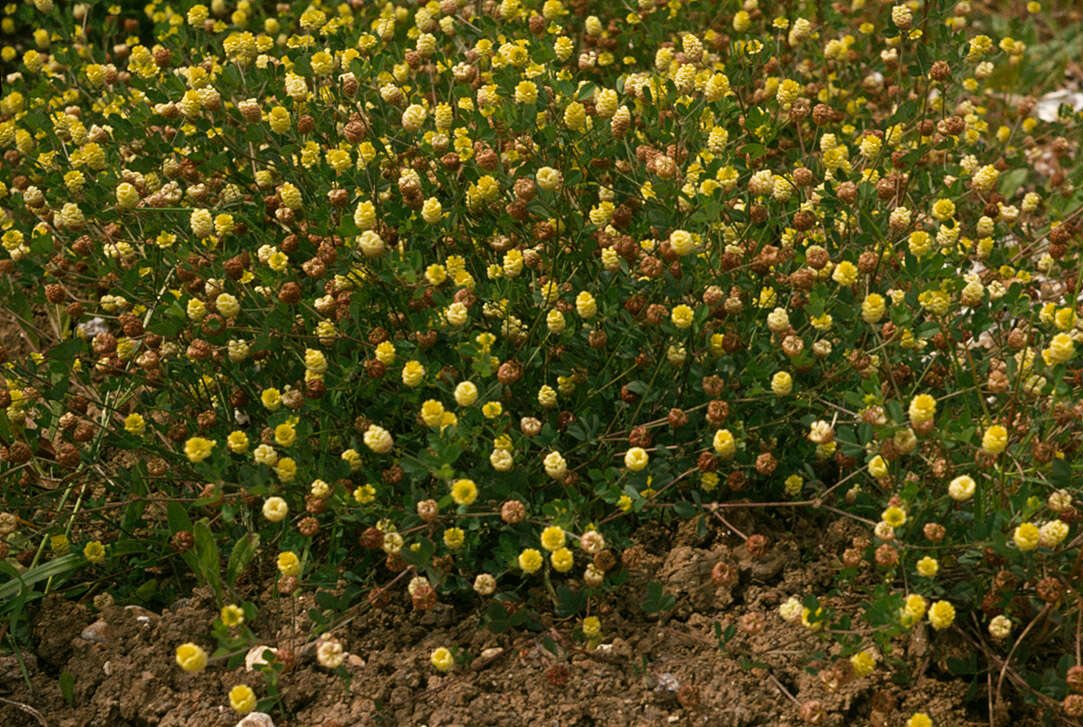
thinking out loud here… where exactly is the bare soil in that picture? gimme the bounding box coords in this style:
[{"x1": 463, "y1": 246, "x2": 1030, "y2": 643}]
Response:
[{"x1": 0, "y1": 515, "x2": 1046, "y2": 727}]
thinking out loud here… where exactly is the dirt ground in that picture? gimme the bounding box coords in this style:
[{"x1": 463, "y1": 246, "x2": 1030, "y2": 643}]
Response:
[{"x1": 0, "y1": 514, "x2": 1053, "y2": 727}]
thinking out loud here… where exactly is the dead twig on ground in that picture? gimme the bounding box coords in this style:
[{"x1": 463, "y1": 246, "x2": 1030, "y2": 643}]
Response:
[{"x1": 0, "y1": 696, "x2": 49, "y2": 727}]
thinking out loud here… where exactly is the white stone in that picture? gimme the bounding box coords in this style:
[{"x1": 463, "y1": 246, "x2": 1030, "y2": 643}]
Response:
[
  {"x1": 80, "y1": 620, "x2": 110, "y2": 643},
  {"x1": 235, "y1": 712, "x2": 274, "y2": 727},
  {"x1": 124, "y1": 604, "x2": 158, "y2": 626}
]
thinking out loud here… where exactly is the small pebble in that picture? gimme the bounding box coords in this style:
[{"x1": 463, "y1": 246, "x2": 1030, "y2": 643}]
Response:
[
  {"x1": 235, "y1": 712, "x2": 274, "y2": 727},
  {"x1": 656, "y1": 672, "x2": 680, "y2": 692},
  {"x1": 80, "y1": 620, "x2": 110, "y2": 643},
  {"x1": 471, "y1": 646, "x2": 504, "y2": 671},
  {"x1": 123, "y1": 604, "x2": 158, "y2": 626}
]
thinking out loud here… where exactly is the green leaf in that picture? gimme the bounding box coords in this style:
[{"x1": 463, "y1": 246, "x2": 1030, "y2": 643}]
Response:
[
  {"x1": 673, "y1": 501, "x2": 697, "y2": 518},
  {"x1": 890, "y1": 99, "x2": 917, "y2": 124},
  {"x1": 192, "y1": 519, "x2": 224, "y2": 599},
  {"x1": 226, "y1": 533, "x2": 260, "y2": 585},
  {"x1": 641, "y1": 581, "x2": 676, "y2": 615},
  {"x1": 59, "y1": 671, "x2": 75, "y2": 707},
  {"x1": 484, "y1": 602, "x2": 512, "y2": 634},
  {"x1": 0, "y1": 554, "x2": 84, "y2": 601},
  {"x1": 315, "y1": 590, "x2": 348, "y2": 611},
  {"x1": 555, "y1": 586, "x2": 586, "y2": 617},
  {"x1": 166, "y1": 502, "x2": 193, "y2": 535},
  {"x1": 121, "y1": 500, "x2": 147, "y2": 531},
  {"x1": 740, "y1": 143, "x2": 767, "y2": 160},
  {"x1": 401, "y1": 537, "x2": 434, "y2": 568},
  {"x1": 291, "y1": 54, "x2": 312, "y2": 77},
  {"x1": 540, "y1": 635, "x2": 560, "y2": 657},
  {"x1": 946, "y1": 655, "x2": 979, "y2": 675},
  {"x1": 308, "y1": 607, "x2": 328, "y2": 629},
  {"x1": 998, "y1": 168, "x2": 1028, "y2": 199},
  {"x1": 575, "y1": 82, "x2": 597, "y2": 101},
  {"x1": 134, "y1": 578, "x2": 159, "y2": 602},
  {"x1": 1051, "y1": 458, "x2": 1071, "y2": 487}
]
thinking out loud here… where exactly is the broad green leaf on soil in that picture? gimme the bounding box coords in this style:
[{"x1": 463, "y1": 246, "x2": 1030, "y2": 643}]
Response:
[{"x1": 226, "y1": 533, "x2": 260, "y2": 585}]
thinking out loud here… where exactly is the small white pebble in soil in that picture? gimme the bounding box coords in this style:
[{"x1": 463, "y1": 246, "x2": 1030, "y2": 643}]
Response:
[{"x1": 235, "y1": 712, "x2": 274, "y2": 727}]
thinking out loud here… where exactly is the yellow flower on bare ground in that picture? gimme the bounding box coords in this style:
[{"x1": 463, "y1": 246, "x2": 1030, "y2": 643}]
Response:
[
  {"x1": 430, "y1": 647, "x2": 454, "y2": 672},
  {"x1": 229, "y1": 685, "x2": 257, "y2": 713},
  {"x1": 221, "y1": 604, "x2": 245, "y2": 627},
  {"x1": 582, "y1": 616, "x2": 601, "y2": 639},
  {"x1": 176, "y1": 643, "x2": 208, "y2": 673}
]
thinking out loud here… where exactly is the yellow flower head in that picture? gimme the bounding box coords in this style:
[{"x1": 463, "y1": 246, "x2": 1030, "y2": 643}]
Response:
[
  {"x1": 421, "y1": 399, "x2": 446, "y2": 428},
  {"x1": 262, "y1": 496, "x2": 288, "y2": 522},
  {"x1": 801, "y1": 607, "x2": 824, "y2": 631},
  {"x1": 451, "y1": 478, "x2": 478, "y2": 505},
  {"x1": 221, "y1": 604, "x2": 245, "y2": 627},
  {"x1": 928, "y1": 600, "x2": 955, "y2": 630},
  {"x1": 882, "y1": 506, "x2": 906, "y2": 528},
  {"x1": 443, "y1": 527, "x2": 465, "y2": 549},
  {"x1": 540, "y1": 525, "x2": 566, "y2": 551},
  {"x1": 624, "y1": 447, "x2": 649, "y2": 471},
  {"x1": 229, "y1": 684, "x2": 257, "y2": 714},
  {"x1": 277, "y1": 551, "x2": 300, "y2": 577},
  {"x1": 771, "y1": 371, "x2": 793, "y2": 396},
  {"x1": 713, "y1": 429, "x2": 736, "y2": 458},
  {"x1": 551, "y1": 547, "x2": 574, "y2": 572},
  {"x1": 430, "y1": 646, "x2": 454, "y2": 672},
  {"x1": 50, "y1": 534, "x2": 70, "y2": 555},
  {"x1": 518, "y1": 547, "x2": 543, "y2": 573},
  {"x1": 1013, "y1": 522, "x2": 1040, "y2": 551},
  {"x1": 227, "y1": 430, "x2": 249, "y2": 454},
  {"x1": 274, "y1": 422, "x2": 296, "y2": 447},
  {"x1": 364, "y1": 425, "x2": 394, "y2": 453},
  {"x1": 981, "y1": 424, "x2": 1008, "y2": 455},
  {"x1": 261, "y1": 388, "x2": 281, "y2": 410},
  {"x1": 850, "y1": 649, "x2": 877, "y2": 677},
  {"x1": 948, "y1": 474, "x2": 976, "y2": 501},
  {"x1": 83, "y1": 540, "x2": 106, "y2": 563},
  {"x1": 124, "y1": 413, "x2": 146, "y2": 435},
  {"x1": 176, "y1": 643, "x2": 208, "y2": 673},
  {"x1": 902, "y1": 594, "x2": 927, "y2": 624},
  {"x1": 783, "y1": 474, "x2": 802, "y2": 496},
  {"x1": 582, "y1": 616, "x2": 602, "y2": 638},
  {"x1": 402, "y1": 360, "x2": 426, "y2": 387},
  {"x1": 908, "y1": 394, "x2": 936, "y2": 424},
  {"x1": 184, "y1": 436, "x2": 216, "y2": 463},
  {"x1": 832, "y1": 260, "x2": 857, "y2": 285}
]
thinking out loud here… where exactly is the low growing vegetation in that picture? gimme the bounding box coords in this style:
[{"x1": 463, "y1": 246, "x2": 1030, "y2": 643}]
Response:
[{"x1": 1, "y1": 0, "x2": 1083, "y2": 722}]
